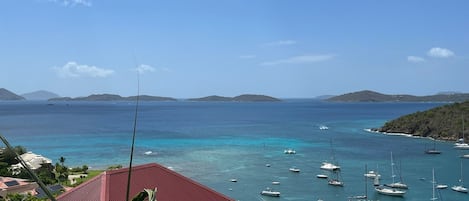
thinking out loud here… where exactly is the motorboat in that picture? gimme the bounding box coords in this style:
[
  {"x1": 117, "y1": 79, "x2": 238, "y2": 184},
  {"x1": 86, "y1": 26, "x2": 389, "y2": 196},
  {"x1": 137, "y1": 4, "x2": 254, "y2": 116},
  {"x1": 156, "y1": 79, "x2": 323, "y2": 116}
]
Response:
[
  {"x1": 451, "y1": 185, "x2": 468, "y2": 193},
  {"x1": 284, "y1": 148, "x2": 296, "y2": 154},
  {"x1": 461, "y1": 154, "x2": 469, "y2": 159},
  {"x1": 320, "y1": 162, "x2": 340, "y2": 171},
  {"x1": 272, "y1": 181, "x2": 280, "y2": 185},
  {"x1": 319, "y1": 125, "x2": 329, "y2": 130},
  {"x1": 436, "y1": 184, "x2": 448, "y2": 189},
  {"x1": 316, "y1": 174, "x2": 328, "y2": 179},
  {"x1": 260, "y1": 188, "x2": 280, "y2": 197},
  {"x1": 375, "y1": 186, "x2": 405, "y2": 196},
  {"x1": 144, "y1": 151, "x2": 153, "y2": 155},
  {"x1": 364, "y1": 170, "x2": 381, "y2": 179},
  {"x1": 454, "y1": 143, "x2": 469, "y2": 149},
  {"x1": 230, "y1": 178, "x2": 237, "y2": 182},
  {"x1": 289, "y1": 167, "x2": 300, "y2": 173}
]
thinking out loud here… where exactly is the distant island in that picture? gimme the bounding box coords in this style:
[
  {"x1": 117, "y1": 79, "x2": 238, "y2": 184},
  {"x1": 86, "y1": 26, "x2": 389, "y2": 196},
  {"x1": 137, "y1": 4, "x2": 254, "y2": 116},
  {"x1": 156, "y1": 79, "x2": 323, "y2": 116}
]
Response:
[
  {"x1": 0, "y1": 88, "x2": 25, "y2": 100},
  {"x1": 49, "y1": 94, "x2": 177, "y2": 101},
  {"x1": 21, "y1": 90, "x2": 59, "y2": 100},
  {"x1": 188, "y1": 94, "x2": 281, "y2": 102},
  {"x1": 373, "y1": 101, "x2": 469, "y2": 141},
  {"x1": 328, "y1": 90, "x2": 469, "y2": 102}
]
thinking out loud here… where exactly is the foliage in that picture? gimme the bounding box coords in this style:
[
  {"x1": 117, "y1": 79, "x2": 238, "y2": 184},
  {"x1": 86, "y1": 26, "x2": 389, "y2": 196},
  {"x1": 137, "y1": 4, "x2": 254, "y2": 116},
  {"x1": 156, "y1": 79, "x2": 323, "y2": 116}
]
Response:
[
  {"x1": 379, "y1": 101, "x2": 469, "y2": 140},
  {"x1": 132, "y1": 188, "x2": 157, "y2": 201},
  {"x1": 0, "y1": 146, "x2": 27, "y2": 165},
  {"x1": 107, "y1": 164, "x2": 122, "y2": 170},
  {"x1": 3, "y1": 193, "x2": 47, "y2": 201}
]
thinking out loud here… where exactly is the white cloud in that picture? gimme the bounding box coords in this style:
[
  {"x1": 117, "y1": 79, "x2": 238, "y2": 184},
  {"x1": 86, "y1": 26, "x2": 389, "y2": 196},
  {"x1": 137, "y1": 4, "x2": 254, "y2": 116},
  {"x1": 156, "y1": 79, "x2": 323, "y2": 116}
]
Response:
[
  {"x1": 263, "y1": 40, "x2": 297, "y2": 47},
  {"x1": 54, "y1": 62, "x2": 114, "y2": 78},
  {"x1": 48, "y1": 0, "x2": 92, "y2": 7},
  {"x1": 239, "y1": 55, "x2": 257, "y2": 59},
  {"x1": 260, "y1": 54, "x2": 334, "y2": 66},
  {"x1": 407, "y1": 56, "x2": 425, "y2": 63},
  {"x1": 135, "y1": 64, "x2": 156, "y2": 74},
  {"x1": 427, "y1": 47, "x2": 455, "y2": 58}
]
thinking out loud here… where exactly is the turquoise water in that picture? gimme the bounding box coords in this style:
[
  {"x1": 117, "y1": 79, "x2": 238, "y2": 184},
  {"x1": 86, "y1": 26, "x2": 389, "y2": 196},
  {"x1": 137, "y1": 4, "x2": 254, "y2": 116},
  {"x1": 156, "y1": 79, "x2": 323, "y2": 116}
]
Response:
[{"x1": 1, "y1": 100, "x2": 468, "y2": 201}]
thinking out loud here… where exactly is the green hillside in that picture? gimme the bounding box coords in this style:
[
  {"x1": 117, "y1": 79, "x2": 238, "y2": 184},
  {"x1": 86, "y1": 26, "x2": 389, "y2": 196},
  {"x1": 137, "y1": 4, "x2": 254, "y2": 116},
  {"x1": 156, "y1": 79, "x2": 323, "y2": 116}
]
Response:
[{"x1": 378, "y1": 101, "x2": 469, "y2": 141}]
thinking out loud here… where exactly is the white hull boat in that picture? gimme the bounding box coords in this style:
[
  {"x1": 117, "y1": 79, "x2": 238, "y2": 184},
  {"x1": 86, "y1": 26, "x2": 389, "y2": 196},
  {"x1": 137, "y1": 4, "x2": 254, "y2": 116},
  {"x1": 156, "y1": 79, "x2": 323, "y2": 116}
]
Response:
[
  {"x1": 320, "y1": 162, "x2": 340, "y2": 171},
  {"x1": 375, "y1": 186, "x2": 405, "y2": 196},
  {"x1": 260, "y1": 188, "x2": 280, "y2": 197}
]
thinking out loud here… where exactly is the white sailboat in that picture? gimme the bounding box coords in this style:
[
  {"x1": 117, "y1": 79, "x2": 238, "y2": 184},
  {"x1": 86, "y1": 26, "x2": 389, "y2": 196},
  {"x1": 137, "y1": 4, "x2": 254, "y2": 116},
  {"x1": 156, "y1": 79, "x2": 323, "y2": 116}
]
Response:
[
  {"x1": 375, "y1": 185, "x2": 406, "y2": 197},
  {"x1": 328, "y1": 170, "x2": 344, "y2": 187},
  {"x1": 376, "y1": 152, "x2": 406, "y2": 196},
  {"x1": 431, "y1": 168, "x2": 444, "y2": 200},
  {"x1": 384, "y1": 152, "x2": 408, "y2": 189},
  {"x1": 454, "y1": 115, "x2": 469, "y2": 149},
  {"x1": 451, "y1": 160, "x2": 468, "y2": 193}
]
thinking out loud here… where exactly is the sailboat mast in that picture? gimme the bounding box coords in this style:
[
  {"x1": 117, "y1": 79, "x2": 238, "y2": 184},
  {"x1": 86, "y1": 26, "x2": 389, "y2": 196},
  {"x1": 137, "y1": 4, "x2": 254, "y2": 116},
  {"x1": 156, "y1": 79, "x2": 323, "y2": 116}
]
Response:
[
  {"x1": 431, "y1": 168, "x2": 436, "y2": 201},
  {"x1": 391, "y1": 152, "x2": 396, "y2": 184}
]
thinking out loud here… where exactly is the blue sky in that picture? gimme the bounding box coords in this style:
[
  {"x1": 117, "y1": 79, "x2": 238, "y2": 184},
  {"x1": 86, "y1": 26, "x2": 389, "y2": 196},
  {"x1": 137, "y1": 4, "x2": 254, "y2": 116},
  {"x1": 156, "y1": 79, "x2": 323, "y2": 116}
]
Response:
[{"x1": 1, "y1": 0, "x2": 468, "y2": 98}]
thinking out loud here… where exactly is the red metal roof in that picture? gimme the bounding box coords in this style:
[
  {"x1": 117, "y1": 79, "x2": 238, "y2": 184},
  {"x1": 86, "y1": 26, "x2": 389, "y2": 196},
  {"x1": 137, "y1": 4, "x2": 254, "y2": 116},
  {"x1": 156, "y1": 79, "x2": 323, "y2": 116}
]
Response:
[{"x1": 57, "y1": 163, "x2": 234, "y2": 201}]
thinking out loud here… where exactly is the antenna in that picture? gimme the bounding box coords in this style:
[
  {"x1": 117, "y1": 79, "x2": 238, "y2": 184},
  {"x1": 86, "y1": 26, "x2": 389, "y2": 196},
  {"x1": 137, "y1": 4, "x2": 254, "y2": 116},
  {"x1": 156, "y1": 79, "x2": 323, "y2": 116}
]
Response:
[{"x1": 125, "y1": 63, "x2": 141, "y2": 201}]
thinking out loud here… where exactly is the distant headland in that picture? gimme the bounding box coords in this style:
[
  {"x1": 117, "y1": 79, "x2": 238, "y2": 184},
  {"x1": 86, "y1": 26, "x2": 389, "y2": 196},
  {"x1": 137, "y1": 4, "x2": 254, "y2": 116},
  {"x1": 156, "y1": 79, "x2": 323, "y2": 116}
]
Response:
[
  {"x1": 372, "y1": 101, "x2": 469, "y2": 141},
  {"x1": 327, "y1": 90, "x2": 469, "y2": 102},
  {"x1": 49, "y1": 94, "x2": 177, "y2": 102},
  {"x1": 188, "y1": 94, "x2": 281, "y2": 102}
]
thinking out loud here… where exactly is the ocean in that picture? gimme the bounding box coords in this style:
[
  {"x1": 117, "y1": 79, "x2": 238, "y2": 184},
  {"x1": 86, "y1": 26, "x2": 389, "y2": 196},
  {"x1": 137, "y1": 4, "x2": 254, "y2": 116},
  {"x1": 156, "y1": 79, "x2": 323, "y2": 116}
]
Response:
[{"x1": 0, "y1": 100, "x2": 468, "y2": 201}]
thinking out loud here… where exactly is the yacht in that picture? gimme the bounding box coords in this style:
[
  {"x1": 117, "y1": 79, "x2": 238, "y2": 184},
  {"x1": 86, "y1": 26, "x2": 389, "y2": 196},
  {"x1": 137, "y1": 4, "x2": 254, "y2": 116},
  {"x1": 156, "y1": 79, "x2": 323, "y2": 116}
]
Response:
[
  {"x1": 260, "y1": 188, "x2": 280, "y2": 197},
  {"x1": 284, "y1": 148, "x2": 296, "y2": 154},
  {"x1": 375, "y1": 186, "x2": 406, "y2": 196},
  {"x1": 316, "y1": 174, "x2": 328, "y2": 179},
  {"x1": 320, "y1": 162, "x2": 340, "y2": 171},
  {"x1": 289, "y1": 167, "x2": 301, "y2": 173},
  {"x1": 364, "y1": 170, "x2": 381, "y2": 179}
]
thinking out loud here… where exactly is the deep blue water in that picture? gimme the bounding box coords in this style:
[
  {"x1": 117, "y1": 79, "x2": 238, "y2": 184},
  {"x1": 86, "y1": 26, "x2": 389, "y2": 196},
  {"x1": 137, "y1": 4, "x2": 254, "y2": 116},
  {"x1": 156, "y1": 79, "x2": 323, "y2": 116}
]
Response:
[{"x1": 0, "y1": 100, "x2": 468, "y2": 201}]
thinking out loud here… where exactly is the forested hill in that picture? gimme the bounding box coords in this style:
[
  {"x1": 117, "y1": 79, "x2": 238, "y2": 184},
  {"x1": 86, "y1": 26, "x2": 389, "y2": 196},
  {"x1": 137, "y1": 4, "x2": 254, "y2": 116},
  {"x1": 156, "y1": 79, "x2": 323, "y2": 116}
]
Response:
[{"x1": 377, "y1": 101, "x2": 469, "y2": 141}]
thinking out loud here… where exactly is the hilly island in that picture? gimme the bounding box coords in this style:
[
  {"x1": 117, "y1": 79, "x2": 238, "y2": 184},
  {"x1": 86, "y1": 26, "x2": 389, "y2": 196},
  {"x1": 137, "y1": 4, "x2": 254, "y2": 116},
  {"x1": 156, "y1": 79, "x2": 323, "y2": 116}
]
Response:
[
  {"x1": 375, "y1": 101, "x2": 469, "y2": 141},
  {"x1": 328, "y1": 90, "x2": 469, "y2": 102}
]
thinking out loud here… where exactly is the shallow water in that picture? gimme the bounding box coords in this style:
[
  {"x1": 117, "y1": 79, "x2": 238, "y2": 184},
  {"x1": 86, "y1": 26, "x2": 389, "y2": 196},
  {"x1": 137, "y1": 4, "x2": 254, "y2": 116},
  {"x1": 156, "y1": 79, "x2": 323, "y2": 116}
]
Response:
[{"x1": 1, "y1": 100, "x2": 468, "y2": 201}]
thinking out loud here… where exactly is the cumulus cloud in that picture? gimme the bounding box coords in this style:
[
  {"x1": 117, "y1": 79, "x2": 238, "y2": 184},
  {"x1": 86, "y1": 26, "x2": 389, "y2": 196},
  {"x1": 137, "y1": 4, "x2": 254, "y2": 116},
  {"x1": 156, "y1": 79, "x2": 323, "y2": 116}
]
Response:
[
  {"x1": 48, "y1": 0, "x2": 92, "y2": 7},
  {"x1": 427, "y1": 47, "x2": 455, "y2": 58},
  {"x1": 263, "y1": 40, "x2": 297, "y2": 47},
  {"x1": 260, "y1": 54, "x2": 334, "y2": 66},
  {"x1": 407, "y1": 56, "x2": 425, "y2": 63},
  {"x1": 239, "y1": 55, "x2": 257, "y2": 59},
  {"x1": 54, "y1": 62, "x2": 114, "y2": 78}
]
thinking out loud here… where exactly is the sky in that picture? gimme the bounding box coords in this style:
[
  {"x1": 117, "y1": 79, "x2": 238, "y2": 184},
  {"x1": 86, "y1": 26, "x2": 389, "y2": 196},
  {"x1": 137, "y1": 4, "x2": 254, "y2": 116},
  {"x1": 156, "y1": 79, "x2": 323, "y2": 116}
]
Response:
[{"x1": 1, "y1": 0, "x2": 468, "y2": 98}]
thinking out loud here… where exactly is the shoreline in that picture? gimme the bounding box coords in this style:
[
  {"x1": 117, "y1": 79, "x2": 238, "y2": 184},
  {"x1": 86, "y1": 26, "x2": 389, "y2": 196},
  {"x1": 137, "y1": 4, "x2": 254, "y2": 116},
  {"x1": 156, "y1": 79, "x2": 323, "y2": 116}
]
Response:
[{"x1": 364, "y1": 128, "x2": 437, "y2": 140}]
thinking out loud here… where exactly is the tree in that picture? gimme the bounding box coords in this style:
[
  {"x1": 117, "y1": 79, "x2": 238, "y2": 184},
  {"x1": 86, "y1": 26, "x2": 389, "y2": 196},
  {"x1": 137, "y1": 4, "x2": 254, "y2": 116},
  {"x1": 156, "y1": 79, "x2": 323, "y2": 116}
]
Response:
[
  {"x1": 59, "y1": 156, "x2": 66, "y2": 167},
  {"x1": 82, "y1": 165, "x2": 88, "y2": 174}
]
